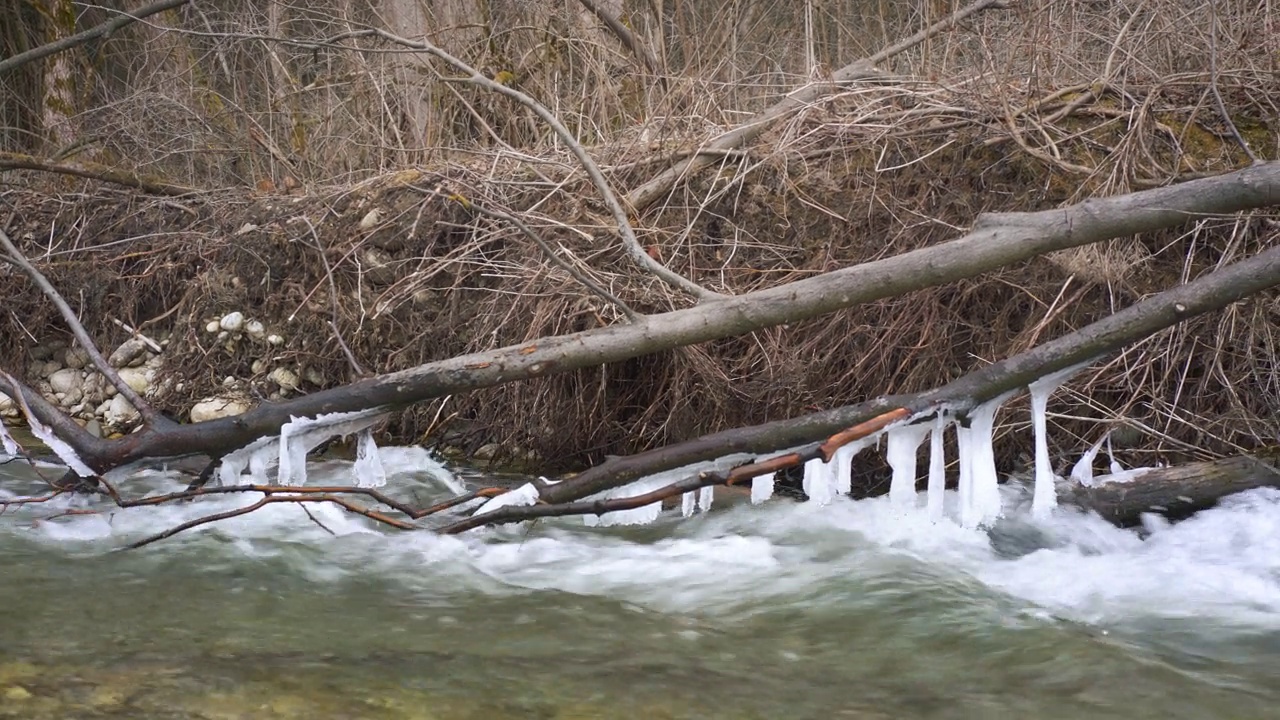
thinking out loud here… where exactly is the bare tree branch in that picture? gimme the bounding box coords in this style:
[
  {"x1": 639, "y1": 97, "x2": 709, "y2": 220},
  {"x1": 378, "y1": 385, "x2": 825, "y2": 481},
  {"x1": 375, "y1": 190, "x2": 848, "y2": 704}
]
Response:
[
  {"x1": 0, "y1": 151, "x2": 198, "y2": 197},
  {"x1": 576, "y1": 0, "x2": 666, "y2": 84},
  {"x1": 343, "y1": 28, "x2": 722, "y2": 301},
  {"x1": 0, "y1": 0, "x2": 191, "y2": 75},
  {"x1": 624, "y1": 0, "x2": 1013, "y2": 213}
]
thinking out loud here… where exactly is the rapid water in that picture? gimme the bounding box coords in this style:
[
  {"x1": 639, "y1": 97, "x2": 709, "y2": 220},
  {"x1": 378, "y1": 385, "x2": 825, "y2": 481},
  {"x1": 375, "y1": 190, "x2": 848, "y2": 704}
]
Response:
[{"x1": 2, "y1": 449, "x2": 1279, "y2": 719}]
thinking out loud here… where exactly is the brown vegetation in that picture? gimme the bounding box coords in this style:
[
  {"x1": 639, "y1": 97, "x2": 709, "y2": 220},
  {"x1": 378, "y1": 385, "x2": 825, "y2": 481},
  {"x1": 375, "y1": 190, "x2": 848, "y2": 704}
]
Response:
[{"x1": 2, "y1": 0, "x2": 1278, "y2": 484}]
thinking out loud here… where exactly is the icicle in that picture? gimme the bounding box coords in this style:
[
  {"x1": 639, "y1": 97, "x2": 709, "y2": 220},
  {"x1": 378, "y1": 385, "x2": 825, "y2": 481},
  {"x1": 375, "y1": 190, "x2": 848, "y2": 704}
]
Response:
[
  {"x1": 750, "y1": 472, "x2": 775, "y2": 504},
  {"x1": 966, "y1": 395, "x2": 1007, "y2": 527},
  {"x1": 885, "y1": 423, "x2": 930, "y2": 509},
  {"x1": 681, "y1": 491, "x2": 696, "y2": 517},
  {"x1": 955, "y1": 421, "x2": 975, "y2": 526},
  {"x1": 1070, "y1": 433, "x2": 1108, "y2": 486},
  {"x1": 1025, "y1": 364, "x2": 1086, "y2": 519},
  {"x1": 277, "y1": 409, "x2": 387, "y2": 486},
  {"x1": 217, "y1": 437, "x2": 279, "y2": 485},
  {"x1": 697, "y1": 485, "x2": 715, "y2": 512},
  {"x1": 1027, "y1": 379, "x2": 1057, "y2": 519},
  {"x1": 833, "y1": 438, "x2": 871, "y2": 496},
  {"x1": 353, "y1": 428, "x2": 387, "y2": 488},
  {"x1": 927, "y1": 413, "x2": 947, "y2": 521},
  {"x1": 1106, "y1": 433, "x2": 1124, "y2": 475},
  {"x1": 802, "y1": 457, "x2": 836, "y2": 505},
  {"x1": 473, "y1": 482, "x2": 540, "y2": 515}
]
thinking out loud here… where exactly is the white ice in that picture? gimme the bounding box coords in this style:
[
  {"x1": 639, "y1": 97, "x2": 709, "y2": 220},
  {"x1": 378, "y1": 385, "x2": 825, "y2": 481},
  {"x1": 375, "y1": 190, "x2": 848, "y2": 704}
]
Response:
[
  {"x1": 956, "y1": 394, "x2": 1010, "y2": 528},
  {"x1": 474, "y1": 481, "x2": 540, "y2": 515},
  {"x1": 927, "y1": 413, "x2": 947, "y2": 521},
  {"x1": 697, "y1": 484, "x2": 715, "y2": 512},
  {"x1": 802, "y1": 457, "x2": 836, "y2": 505},
  {"x1": 682, "y1": 491, "x2": 696, "y2": 517},
  {"x1": 276, "y1": 409, "x2": 387, "y2": 486},
  {"x1": 26, "y1": 418, "x2": 95, "y2": 477},
  {"x1": 583, "y1": 474, "x2": 669, "y2": 527},
  {"x1": 750, "y1": 472, "x2": 775, "y2": 504},
  {"x1": 885, "y1": 423, "x2": 931, "y2": 510},
  {"x1": 834, "y1": 438, "x2": 872, "y2": 496},
  {"x1": 1070, "y1": 433, "x2": 1107, "y2": 486},
  {"x1": 0, "y1": 422, "x2": 20, "y2": 457},
  {"x1": 352, "y1": 428, "x2": 387, "y2": 488},
  {"x1": 1027, "y1": 380, "x2": 1057, "y2": 518}
]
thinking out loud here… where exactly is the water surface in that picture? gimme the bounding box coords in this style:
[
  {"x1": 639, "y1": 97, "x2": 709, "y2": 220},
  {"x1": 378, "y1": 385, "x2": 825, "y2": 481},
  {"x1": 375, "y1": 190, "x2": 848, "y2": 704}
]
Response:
[{"x1": 2, "y1": 450, "x2": 1278, "y2": 718}]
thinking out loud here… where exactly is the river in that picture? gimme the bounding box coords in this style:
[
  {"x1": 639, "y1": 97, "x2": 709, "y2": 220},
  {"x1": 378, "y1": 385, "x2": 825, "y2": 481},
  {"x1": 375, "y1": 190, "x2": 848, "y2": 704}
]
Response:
[{"x1": 1, "y1": 448, "x2": 1279, "y2": 719}]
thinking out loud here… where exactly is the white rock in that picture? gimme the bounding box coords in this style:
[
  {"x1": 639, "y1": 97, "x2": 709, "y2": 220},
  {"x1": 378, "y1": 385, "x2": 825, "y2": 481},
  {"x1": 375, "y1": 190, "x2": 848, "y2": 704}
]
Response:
[
  {"x1": 266, "y1": 334, "x2": 284, "y2": 346},
  {"x1": 302, "y1": 366, "x2": 324, "y2": 386},
  {"x1": 219, "y1": 311, "x2": 245, "y2": 332},
  {"x1": 109, "y1": 338, "x2": 151, "y2": 368},
  {"x1": 245, "y1": 320, "x2": 266, "y2": 340},
  {"x1": 268, "y1": 367, "x2": 300, "y2": 392},
  {"x1": 234, "y1": 223, "x2": 259, "y2": 236},
  {"x1": 95, "y1": 398, "x2": 113, "y2": 418},
  {"x1": 190, "y1": 397, "x2": 250, "y2": 423},
  {"x1": 0, "y1": 392, "x2": 15, "y2": 416},
  {"x1": 117, "y1": 366, "x2": 154, "y2": 395},
  {"x1": 41, "y1": 360, "x2": 62, "y2": 378},
  {"x1": 63, "y1": 347, "x2": 90, "y2": 370},
  {"x1": 48, "y1": 368, "x2": 84, "y2": 396},
  {"x1": 251, "y1": 358, "x2": 269, "y2": 375},
  {"x1": 205, "y1": 320, "x2": 221, "y2": 334},
  {"x1": 359, "y1": 208, "x2": 383, "y2": 230},
  {"x1": 106, "y1": 394, "x2": 140, "y2": 428}
]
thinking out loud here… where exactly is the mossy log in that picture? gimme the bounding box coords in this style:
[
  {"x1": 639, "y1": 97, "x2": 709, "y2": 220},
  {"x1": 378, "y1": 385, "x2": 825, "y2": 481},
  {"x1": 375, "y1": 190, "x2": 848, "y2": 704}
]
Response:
[{"x1": 1067, "y1": 447, "x2": 1280, "y2": 527}]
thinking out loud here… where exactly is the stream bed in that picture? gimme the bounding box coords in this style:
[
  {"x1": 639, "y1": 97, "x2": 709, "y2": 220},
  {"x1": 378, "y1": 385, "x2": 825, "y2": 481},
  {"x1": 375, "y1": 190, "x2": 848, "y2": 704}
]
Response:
[{"x1": 2, "y1": 449, "x2": 1279, "y2": 719}]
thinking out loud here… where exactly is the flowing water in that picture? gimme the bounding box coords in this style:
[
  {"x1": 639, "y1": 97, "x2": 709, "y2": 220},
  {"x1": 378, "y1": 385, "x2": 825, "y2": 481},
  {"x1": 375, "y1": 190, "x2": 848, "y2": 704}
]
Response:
[{"x1": 2, "y1": 448, "x2": 1280, "y2": 719}]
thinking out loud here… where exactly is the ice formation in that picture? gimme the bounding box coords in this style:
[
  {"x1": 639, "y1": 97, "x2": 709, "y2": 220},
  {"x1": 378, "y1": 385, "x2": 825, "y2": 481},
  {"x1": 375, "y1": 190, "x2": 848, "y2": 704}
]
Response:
[
  {"x1": 353, "y1": 428, "x2": 387, "y2": 488},
  {"x1": 803, "y1": 457, "x2": 837, "y2": 505},
  {"x1": 583, "y1": 474, "x2": 669, "y2": 527},
  {"x1": 834, "y1": 438, "x2": 872, "y2": 496},
  {"x1": 885, "y1": 423, "x2": 931, "y2": 509},
  {"x1": 1070, "y1": 434, "x2": 1106, "y2": 486},
  {"x1": 681, "y1": 491, "x2": 696, "y2": 517},
  {"x1": 0, "y1": 422, "x2": 19, "y2": 458},
  {"x1": 25, "y1": 418, "x2": 95, "y2": 477},
  {"x1": 927, "y1": 413, "x2": 947, "y2": 521},
  {"x1": 697, "y1": 485, "x2": 715, "y2": 512},
  {"x1": 474, "y1": 482, "x2": 540, "y2": 515},
  {"x1": 956, "y1": 395, "x2": 1010, "y2": 528},
  {"x1": 750, "y1": 472, "x2": 775, "y2": 504},
  {"x1": 1026, "y1": 364, "x2": 1081, "y2": 519},
  {"x1": 216, "y1": 409, "x2": 388, "y2": 487}
]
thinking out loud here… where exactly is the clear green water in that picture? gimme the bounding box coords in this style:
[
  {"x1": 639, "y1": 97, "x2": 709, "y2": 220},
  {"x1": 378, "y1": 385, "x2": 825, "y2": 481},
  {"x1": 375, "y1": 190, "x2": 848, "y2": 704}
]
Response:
[{"x1": 2, "y1": 451, "x2": 1279, "y2": 719}]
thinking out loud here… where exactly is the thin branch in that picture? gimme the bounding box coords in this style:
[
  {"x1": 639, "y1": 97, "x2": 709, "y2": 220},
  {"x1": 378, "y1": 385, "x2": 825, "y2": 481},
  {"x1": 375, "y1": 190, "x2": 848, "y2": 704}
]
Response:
[
  {"x1": 0, "y1": 0, "x2": 191, "y2": 75},
  {"x1": 1208, "y1": 8, "x2": 1261, "y2": 164},
  {"x1": 624, "y1": 0, "x2": 1013, "y2": 212},
  {"x1": 299, "y1": 217, "x2": 369, "y2": 377},
  {"x1": 0, "y1": 229, "x2": 172, "y2": 429},
  {"x1": 576, "y1": 0, "x2": 666, "y2": 84},
  {"x1": 419, "y1": 185, "x2": 640, "y2": 322},
  {"x1": 341, "y1": 28, "x2": 721, "y2": 301}
]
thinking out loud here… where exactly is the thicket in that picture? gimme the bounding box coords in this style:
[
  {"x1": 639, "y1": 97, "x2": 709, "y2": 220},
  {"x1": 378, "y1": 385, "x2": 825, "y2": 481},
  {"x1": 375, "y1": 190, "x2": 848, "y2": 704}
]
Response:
[{"x1": 2, "y1": 0, "x2": 1277, "y2": 479}]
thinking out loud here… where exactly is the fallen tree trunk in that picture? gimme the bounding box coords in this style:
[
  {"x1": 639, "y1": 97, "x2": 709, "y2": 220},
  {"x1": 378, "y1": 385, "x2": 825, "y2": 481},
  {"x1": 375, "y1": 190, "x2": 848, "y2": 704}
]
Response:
[
  {"x1": 2, "y1": 162, "x2": 1278, "y2": 480},
  {"x1": 1067, "y1": 448, "x2": 1280, "y2": 527}
]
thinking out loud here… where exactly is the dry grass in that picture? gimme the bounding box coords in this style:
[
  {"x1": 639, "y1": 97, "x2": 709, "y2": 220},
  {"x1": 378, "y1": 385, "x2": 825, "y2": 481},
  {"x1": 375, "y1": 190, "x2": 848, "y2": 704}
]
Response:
[{"x1": 1, "y1": 0, "x2": 1278, "y2": 475}]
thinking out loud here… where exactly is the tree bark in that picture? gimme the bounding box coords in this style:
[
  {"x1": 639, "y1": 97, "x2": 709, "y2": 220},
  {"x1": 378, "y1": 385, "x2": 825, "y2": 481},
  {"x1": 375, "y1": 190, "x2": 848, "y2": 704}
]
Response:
[{"x1": 1067, "y1": 448, "x2": 1280, "y2": 527}]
